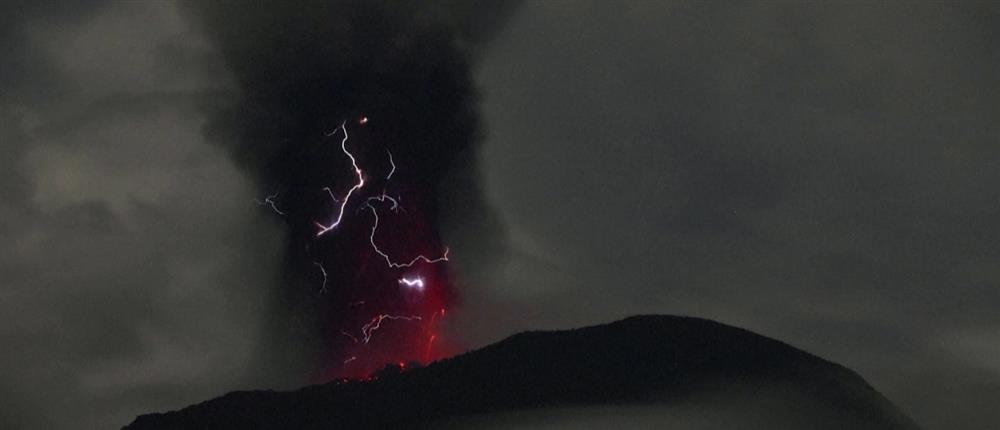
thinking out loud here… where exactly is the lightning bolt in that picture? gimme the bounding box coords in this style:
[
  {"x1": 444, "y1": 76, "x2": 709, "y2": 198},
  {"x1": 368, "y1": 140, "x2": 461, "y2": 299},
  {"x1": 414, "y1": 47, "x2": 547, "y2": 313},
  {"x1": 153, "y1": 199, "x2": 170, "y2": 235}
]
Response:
[
  {"x1": 264, "y1": 116, "x2": 456, "y2": 375},
  {"x1": 316, "y1": 121, "x2": 365, "y2": 236},
  {"x1": 363, "y1": 194, "x2": 401, "y2": 213},
  {"x1": 314, "y1": 261, "x2": 328, "y2": 293},
  {"x1": 339, "y1": 330, "x2": 359, "y2": 344},
  {"x1": 386, "y1": 149, "x2": 396, "y2": 180},
  {"x1": 398, "y1": 277, "x2": 424, "y2": 289},
  {"x1": 363, "y1": 201, "x2": 450, "y2": 268},
  {"x1": 255, "y1": 192, "x2": 286, "y2": 215},
  {"x1": 361, "y1": 314, "x2": 422, "y2": 344}
]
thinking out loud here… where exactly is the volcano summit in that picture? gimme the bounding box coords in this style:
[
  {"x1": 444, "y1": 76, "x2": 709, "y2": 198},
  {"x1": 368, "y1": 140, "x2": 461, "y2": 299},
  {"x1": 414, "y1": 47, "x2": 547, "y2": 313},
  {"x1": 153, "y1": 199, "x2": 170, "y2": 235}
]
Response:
[{"x1": 125, "y1": 315, "x2": 920, "y2": 429}]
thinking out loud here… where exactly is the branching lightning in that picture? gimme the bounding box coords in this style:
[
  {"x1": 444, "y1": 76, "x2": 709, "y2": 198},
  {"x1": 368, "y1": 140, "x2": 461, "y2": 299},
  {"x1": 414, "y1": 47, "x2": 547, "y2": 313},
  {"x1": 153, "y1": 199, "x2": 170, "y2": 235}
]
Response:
[
  {"x1": 361, "y1": 314, "x2": 422, "y2": 344},
  {"x1": 316, "y1": 121, "x2": 365, "y2": 236},
  {"x1": 271, "y1": 115, "x2": 455, "y2": 376},
  {"x1": 363, "y1": 202, "x2": 450, "y2": 268},
  {"x1": 364, "y1": 194, "x2": 401, "y2": 213},
  {"x1": 255, "y1": 192, "x2": 286, "y2": 215}
]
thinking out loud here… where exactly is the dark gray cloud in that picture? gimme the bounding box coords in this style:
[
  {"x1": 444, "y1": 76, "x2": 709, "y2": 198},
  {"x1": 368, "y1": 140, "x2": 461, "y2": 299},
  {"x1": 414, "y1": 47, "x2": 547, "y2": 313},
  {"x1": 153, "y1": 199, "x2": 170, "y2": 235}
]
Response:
[
  {"x1": 454, "y1": 2, "x2": 1000, "y2": 429},
  {"x1": 0, "y1": 2, "x2": 282, "y2": 429}
]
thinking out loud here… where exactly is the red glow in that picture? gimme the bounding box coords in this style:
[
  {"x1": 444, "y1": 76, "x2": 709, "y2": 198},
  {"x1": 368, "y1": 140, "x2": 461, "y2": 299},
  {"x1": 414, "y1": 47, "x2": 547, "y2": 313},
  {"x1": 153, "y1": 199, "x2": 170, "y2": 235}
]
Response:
[
  {"x1": 309, "y1": 119, "x2": 459, "y2": 381},
  {"x1": 425, "y1": 335, "x2": 437, "y2": 362}
]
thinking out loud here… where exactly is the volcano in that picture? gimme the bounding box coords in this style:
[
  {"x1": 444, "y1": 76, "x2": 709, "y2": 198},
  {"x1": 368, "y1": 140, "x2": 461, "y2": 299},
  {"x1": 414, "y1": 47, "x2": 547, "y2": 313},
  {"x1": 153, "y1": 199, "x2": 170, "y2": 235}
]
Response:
[{"x1": 123, "y1": 315, "x2": 921, "y2": 429}]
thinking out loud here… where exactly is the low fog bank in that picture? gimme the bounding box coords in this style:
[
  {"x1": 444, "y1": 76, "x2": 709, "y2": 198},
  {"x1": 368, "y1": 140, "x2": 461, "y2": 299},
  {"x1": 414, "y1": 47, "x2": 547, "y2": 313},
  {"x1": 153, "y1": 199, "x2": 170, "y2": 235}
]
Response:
[{"x1": 440, "y1": 381, "x2": 916, "y2": 430}]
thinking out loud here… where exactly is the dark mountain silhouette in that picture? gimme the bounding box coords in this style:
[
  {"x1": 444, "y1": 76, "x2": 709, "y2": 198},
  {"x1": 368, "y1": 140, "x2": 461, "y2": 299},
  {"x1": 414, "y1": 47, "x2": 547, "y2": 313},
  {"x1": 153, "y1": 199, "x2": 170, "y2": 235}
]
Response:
[{"x1": 124, "y1": 315, "x2": 921, "y2": 429}]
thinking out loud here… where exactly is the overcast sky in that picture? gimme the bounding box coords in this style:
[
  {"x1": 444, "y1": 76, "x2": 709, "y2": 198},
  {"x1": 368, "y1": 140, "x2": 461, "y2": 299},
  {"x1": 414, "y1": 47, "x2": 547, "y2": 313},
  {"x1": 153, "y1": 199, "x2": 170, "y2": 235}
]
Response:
[
  {"x1": 2, "y1": 2, "x2": 998, "y2": 429},
  {"x1": 454, "y1": 3, "x2": 1000, "y2": 429}
]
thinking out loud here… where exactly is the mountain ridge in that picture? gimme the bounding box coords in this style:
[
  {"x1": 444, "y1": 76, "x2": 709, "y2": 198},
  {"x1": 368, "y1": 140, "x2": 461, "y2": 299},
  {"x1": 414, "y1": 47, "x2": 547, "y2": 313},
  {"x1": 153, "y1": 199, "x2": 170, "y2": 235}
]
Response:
[{"x1": 124, "y1": 314, "x2": 921, "y2": 429}]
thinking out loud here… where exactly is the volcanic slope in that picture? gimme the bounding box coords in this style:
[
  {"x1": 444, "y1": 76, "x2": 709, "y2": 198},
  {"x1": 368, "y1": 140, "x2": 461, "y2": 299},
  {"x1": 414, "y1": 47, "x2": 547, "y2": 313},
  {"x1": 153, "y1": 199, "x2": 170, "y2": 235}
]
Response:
[{"x1": 125, "y1": 315, "x2": 921, "y2": 429}]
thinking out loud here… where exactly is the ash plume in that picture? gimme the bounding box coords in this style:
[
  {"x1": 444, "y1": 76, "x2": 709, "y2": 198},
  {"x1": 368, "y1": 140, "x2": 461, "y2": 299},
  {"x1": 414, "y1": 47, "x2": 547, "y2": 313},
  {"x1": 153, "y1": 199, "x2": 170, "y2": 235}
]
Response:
[{"x1": 181, "y1": 1, "x2": 519, "y2": 383}]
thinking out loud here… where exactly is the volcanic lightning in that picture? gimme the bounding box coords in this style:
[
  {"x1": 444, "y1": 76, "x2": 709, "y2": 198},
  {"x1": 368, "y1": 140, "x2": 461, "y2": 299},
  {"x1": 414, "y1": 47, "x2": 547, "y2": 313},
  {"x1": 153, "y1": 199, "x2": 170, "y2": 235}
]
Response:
[
  {"x1": 283, "y1": 117, "x2": 456, "y2": 377},
  {"x1": 315, "y1": 121, "x2": 365, "y2": 236},
  {"x1": 364, "y1": 193, "x2": 401, "y2": 213},
  {"x1": 386, "y1": 149, "x2": 396, "y2": 180},
  {"x1": 398, "y1": 277, "x2": 425, "y2": 290},
  {"x1": 339, "y1": 330, "x2": 359, "y2": 344},
  {"x1": 314, "y1": 261, "x2": 328, "y2": 293},
  {"x1": 255, "y1": 192, "x2": 286, "y2": 216},
  {"x1": 364, "y1": 201, "x2": 450, "y2": 268},
  {"x1": 361, "y1": 314, "x2": 423, "y2": 344}
]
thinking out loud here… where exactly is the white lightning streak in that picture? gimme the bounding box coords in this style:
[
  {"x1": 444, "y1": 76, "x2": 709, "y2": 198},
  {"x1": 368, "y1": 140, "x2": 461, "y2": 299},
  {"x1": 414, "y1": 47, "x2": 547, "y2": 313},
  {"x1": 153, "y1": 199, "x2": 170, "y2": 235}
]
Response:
[
  {"x1": 361, "y1": 314, "x2": 422, "y2": 344},
  {"x1": 314, "y1": 261, "x2": 328, "y2": 293},
  {"x1": 322, "y1": 186, "x2": 339, "y2": 203},
  {"x1": 386, "y1": 149, "x2": 396, "y2": 180},
  {"x1": 316, "y1": 121, "x2": 365, "y2": 236},
  {"x1": 255, "y1": 192, "x2": 286, "y2": 215},
  {"x1": 363, "y1": 202, "x2": 449, "y2": 268},
  {"x1": 398, "y1": 277, "x2": 424, "y2": 289},
  {"x1": 364, "y1": 194, "x2": 401, "y2": 213}
]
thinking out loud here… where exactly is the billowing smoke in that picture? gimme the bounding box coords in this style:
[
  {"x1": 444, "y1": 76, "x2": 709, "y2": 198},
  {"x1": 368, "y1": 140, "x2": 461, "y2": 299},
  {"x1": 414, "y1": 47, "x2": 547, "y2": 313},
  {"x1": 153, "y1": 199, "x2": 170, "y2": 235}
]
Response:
[{"x1": 181, "y1": 1, "x2": 518, "y2": 381}]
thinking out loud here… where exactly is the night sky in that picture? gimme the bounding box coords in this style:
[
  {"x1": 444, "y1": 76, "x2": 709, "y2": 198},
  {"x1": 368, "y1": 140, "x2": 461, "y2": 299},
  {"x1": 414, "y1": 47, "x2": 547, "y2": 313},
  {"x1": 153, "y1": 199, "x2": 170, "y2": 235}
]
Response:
[{"x1": 2, "y1": 2, "x2": 998, "y2": 429}]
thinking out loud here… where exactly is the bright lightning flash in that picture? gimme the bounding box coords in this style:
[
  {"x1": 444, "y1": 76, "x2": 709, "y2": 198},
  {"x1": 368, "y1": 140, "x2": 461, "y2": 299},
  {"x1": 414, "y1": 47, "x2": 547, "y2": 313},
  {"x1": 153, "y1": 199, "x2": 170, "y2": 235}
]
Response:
[
  {"x1": 398, "y1": 277, "x2": 425, "y2": 290},
  {"x1": 287, "y1": 115, "x2": 455, "y2": 376},
  {"x1": 316, "y1": 121, "x2": 365, "y2": 236}
]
